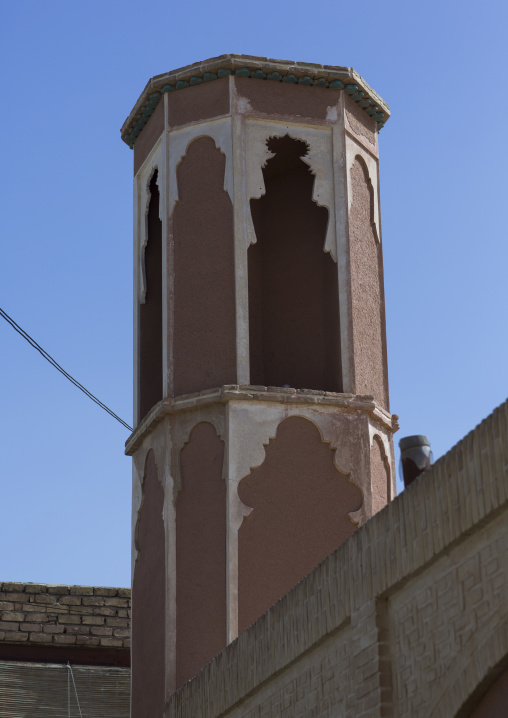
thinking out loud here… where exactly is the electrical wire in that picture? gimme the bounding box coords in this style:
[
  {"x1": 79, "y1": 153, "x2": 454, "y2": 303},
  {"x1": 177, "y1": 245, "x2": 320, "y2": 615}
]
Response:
[
  {"x1": 67, "y1": 663, "x2": 84, "y2": 718},
  {"x1": 0, "y1": 306, "x2": 133, "y2": 432}
]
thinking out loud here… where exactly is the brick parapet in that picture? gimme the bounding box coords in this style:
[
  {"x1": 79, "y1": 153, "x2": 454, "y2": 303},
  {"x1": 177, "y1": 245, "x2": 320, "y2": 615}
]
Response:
[
  {"x1": 0, "y1": 584, "x2": 131, "y2": 650},
  {"x1": 166, "y1": 398, "x2": 508, "y2": 717}
]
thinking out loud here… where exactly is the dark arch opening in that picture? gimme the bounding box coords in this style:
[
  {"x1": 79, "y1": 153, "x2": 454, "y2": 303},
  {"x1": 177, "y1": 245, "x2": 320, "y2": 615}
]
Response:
[
  {"x1": 139, "y1": 170, "x2": 163, "y2": 421},
  {"x1": 248, "y1": 135, "x2": 341, "y2": 392}
]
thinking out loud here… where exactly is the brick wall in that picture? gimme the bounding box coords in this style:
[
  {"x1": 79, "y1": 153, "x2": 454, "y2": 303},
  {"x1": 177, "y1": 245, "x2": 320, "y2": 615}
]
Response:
[
  {"x1": 165, "y1": 398, "x2": 508, "y2": 718},
  {"x1": 0, "y1": 583, "x2": 130, "y2": 651}
]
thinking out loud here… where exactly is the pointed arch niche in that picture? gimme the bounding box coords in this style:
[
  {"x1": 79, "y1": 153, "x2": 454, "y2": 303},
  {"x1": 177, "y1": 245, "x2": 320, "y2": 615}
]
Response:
[
  {"x1": 176, "y1": 421, "x2": 227, "y2": 687},
  {"x1": 248, "y1": 134, "x2": 342, "y2": 392},
  {"x1": 139, "y1": 169, "x2": 163, "y2": 420},
  {"x1": 237, "y1": 415, "x2": 362, "y2": 633}
]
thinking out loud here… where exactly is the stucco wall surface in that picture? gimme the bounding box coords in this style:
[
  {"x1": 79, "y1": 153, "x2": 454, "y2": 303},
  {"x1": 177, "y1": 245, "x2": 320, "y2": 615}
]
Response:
[{"x1": 165, "y1": 398, "x2": 508, "y2": 718}]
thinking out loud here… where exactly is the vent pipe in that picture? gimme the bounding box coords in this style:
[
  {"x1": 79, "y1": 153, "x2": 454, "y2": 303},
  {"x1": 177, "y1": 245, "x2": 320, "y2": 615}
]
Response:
[{"x1": 399, "y1": 435, "x2": 431, "y2": 488}]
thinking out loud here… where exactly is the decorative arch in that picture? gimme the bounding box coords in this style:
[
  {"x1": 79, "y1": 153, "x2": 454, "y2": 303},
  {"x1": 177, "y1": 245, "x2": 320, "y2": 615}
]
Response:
[
  {"x1": 345, "y1": 140, "x2": 381, "y2": 244},
  {"x1": 171, "y1": 134, "x2": 237, "y2": 397},
  {"x1": 244, "y1": 121, "x2": 336, "y2": 259},
  {"x1": 352, "y1": 154, "x2": 379, "y2": 243},
  {"x1": 246, "y1": 411, "x2": 351, "y2": 477},
  {"x1": 248, "y1": 133, "x2": 341, "y2": 392},
  {"x1": 238, "y1": 415, "x2": 363, "y2": 633},
  {"x1": 347, "y1": 149, "x2": 387, "y2": 407},
  {"x1": 171, "y1": 415, "x2": 226, "y2": 502},
  {"x1": 131, "y1": 420, "x2": 170, "y2": 574},
  {"x1": 168, "y1": 117, "x2": 233, "y2": 217}
]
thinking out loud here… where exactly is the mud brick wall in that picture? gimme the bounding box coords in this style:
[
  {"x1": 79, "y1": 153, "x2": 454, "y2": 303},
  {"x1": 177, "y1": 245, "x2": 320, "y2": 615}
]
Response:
[{"x1": 0, "y1": 584, "x2": 131, "y2": 650}]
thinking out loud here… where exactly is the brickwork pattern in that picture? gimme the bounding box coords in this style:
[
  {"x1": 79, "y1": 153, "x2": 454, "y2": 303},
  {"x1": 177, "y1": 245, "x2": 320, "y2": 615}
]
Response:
[
  {"x1": 390, "y1": 511, "x2": 508, "y2": 717},
  {"x1": 230, "y1": 626, "x2": 355, "y2": 718},
  {"x1": 166, "y1": 398, "x2": 508, "y2": 718},
  {"x1": 0, "y1": 584, "x2": 131, "y2": 650}
]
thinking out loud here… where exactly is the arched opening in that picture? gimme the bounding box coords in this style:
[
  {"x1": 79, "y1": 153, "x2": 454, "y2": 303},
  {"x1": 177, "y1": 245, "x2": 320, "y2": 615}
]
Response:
[
  {"x1": 248, "y1": 135, "x2": 341, "y2": 392},
  {"x1": 238, "y1": 415, "x2": 361, "y2": 632},
  {"x1": 172, "y1": 137, "x2": 236, "y2": 397},
  {"x1": 139, "y1": 170, "x2": 163, "y2": 420}
]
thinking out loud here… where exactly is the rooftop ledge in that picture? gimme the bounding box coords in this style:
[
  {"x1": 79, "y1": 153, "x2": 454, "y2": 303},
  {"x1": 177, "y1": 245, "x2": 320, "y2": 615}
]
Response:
[
  {"x1": 121, "y1": 54, "x2": 390, "y2": 148},
  {"x1": 125, "y1": 385, "x2": 399, "y2": 456}
]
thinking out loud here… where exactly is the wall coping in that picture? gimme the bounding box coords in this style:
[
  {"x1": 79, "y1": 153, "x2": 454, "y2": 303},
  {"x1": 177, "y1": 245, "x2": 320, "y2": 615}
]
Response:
[
  {"x1": 0, "y1": 583, "x2": 131, "y2": 654},
  {"x1": 0, "y1": 583, "x2": 130, "y2": 596}
]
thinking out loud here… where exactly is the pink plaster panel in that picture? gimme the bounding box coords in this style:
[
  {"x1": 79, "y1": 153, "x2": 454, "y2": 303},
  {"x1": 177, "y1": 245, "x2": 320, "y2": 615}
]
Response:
[
  {"x1": 172, "y1": 137, "x2": 237, "y2": 397},
  {"x1": 349, "y1": 157, "x2": 389, "y2": 408},
  {"x1": 234, "y1": 77, "x2": 341, "y2": 122},
  {"x1": 237, "y1": 416, "x2": 362, "y2": 633},
  {"x1": 176, "y1": 422, "x2": 227, "y2": 687}
]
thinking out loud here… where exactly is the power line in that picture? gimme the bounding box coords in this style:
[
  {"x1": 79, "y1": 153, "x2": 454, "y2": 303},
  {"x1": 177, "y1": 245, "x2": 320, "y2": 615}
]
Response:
[{"x1": 0, "y1": 306, "x2": 133, "y2": 432}]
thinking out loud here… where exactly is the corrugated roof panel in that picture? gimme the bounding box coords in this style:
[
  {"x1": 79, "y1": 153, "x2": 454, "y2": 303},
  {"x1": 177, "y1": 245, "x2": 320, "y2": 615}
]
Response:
[{"x1": 0, "y1": 661, "x2": 130, "y2": 717}]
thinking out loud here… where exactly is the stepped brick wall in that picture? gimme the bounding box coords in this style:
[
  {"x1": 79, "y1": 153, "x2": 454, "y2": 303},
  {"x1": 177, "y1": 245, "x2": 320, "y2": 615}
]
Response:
[{"x1": 0, "y1": 583, "x2": 130, "y2": 665}]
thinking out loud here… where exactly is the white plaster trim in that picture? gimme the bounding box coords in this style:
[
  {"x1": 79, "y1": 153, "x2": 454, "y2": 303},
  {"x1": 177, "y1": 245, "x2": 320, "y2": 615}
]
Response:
[
  {"x1": 346, "y1": 135, "x2": 381, "y2": 244},
  {"x1": 244, "y1": 120, "x2": 337, "y2": 261},
  {"x1": 332, "y1": 108, "x2": 355, "y2": 395},
  {"x1": 167, "y1": 117, "x2": 234, "y2": 217},
  {"x1": 225, "y1": 401, "x2": 252, "y2": 643},
  {"x1": 228, "y1": 403, "x2": 351, "y2": 487},
  {"x1": 368, "y1": 420, "x2": 396, "y2": 502},
  {"x1": 225, "y1": 400, "x2": 356, "y2": 642},
  {"x1": 231, "y1": 109, "x2": 250, "y2": 385}
]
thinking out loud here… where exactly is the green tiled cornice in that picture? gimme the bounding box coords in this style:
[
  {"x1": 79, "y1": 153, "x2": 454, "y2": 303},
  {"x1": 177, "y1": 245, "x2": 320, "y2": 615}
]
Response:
[{"x1": 121, "y1": 54, "x2": 389, "y2": 149}]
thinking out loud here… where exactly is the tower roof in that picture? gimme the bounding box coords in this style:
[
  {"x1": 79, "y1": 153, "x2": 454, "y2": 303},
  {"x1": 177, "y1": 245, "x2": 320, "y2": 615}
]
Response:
[{"x1": 121, "y1": 54, "x2": 390, "y2": 148}]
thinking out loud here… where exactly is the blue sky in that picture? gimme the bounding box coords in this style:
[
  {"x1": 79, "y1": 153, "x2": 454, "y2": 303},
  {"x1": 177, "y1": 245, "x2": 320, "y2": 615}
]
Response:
[{"x1": 1, "y1": 0, "x2": 507, "y2": 587}]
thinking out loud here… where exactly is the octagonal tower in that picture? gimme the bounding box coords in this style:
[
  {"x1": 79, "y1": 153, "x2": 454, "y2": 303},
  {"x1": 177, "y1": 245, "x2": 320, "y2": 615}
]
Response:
[{"x1": 122, "y1": 54, "x2": 398, "y2": 716}]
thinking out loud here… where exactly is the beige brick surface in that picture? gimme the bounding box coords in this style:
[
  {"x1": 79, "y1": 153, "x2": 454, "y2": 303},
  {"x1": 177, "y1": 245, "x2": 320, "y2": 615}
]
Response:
[{"x1": 0, "y1": 583, "x2": 131, "y2": 650}]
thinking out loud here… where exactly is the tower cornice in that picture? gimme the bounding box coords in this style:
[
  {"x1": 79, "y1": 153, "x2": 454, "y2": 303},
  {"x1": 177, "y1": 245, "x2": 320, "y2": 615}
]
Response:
[
  {"x1": 124, "y1": 386, "x2": 399, "y2": 457},
  {"x1": 121, "y1": 54, "x2": 390, "y2": 148}
]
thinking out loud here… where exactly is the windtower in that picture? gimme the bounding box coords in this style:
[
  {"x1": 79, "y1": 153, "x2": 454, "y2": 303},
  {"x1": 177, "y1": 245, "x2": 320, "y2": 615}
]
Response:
[{"x1": 122, "y1": 54, "x2": 398, "y2": 716}]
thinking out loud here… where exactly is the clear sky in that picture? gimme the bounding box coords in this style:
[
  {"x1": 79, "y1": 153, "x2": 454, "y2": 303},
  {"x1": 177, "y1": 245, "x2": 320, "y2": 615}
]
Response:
[{"x1": 1, "y1": 0, "x2": 507, "y2": 588}]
